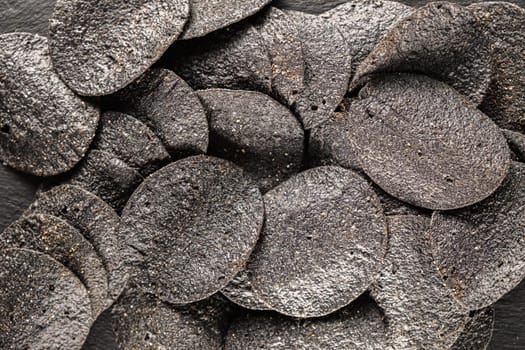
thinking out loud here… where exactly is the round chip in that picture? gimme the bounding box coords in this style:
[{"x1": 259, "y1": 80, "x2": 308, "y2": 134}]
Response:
[
  {"x1": 24, "y1": 184, "x2": 127, "y2": 303},
  {"x1": 0, "y1": 0, "x2": 55, "y2": 35},
  {"x1": 502, "y1": 129, "x2": 525, "y2": 162},
  {"x1": 348, "y1": 73, "x2": 510, "y2": 210},
  {"x1": 225, "y1": 298, "x2": 389, "y2": 349},
  {"x1": 109, "y1": 68, "x2": 209, "y2": 157},
  {"x1": 308, "y1": 109, "x2": 361, "y2": 171},
  {"x1": 48, "y1": 0, "x2": 190, "y2": 96},
  {"x1": 285, "y1": 10, "x2": 352, "y2": 129},
  {"x1": 320, "y1": 0, "x2": 412, "y2": 78},
  {"x1": 430, "y1": 161, "x2": 525, "y2": 311},
  {"x1": 0, "y1": 214, "x2": 110, "y2": 317},
  {"x1": 370, "y1": 215, "x2": 468, "y2": 350},
  {"x1": 112, "y1": 291, "x2": 226, "y2": 349},
  {"x1": 0, "y1": 248, "x2": 92, "y2": 350},
  {"x1": 350, "y1": 2, "x2": 493, "y2": 105},
  {"x1": 197, "y1": 88, "x2": 304, "y2": 193},
  {"x1": 253, "y1": 7, "x2": 305, "y2": 106},
  {"x1": 168, "y1": 23, "x2": 273, "y2": 93},
  {"x1": 120, "y1": 155, "x2": 264, "y2": 304},
  {"x1": 181, "y1": 0, "x2": 272, "y2": 39},
  {"x1": 452, "y1": 307, "x2": 495, "y2": 350},
  {"x1": 92, "y1": 111, "x2": 171, "y2": 176},
  {"x1": 469, "y1": 2, "x2": 525, "y2": 131},
  {"x1": 250, "y1": 166, "x2": 387, "y2": 318},
  {"x1": 221, "y1": 264, "x2": 271, "y2": 311},
  {"x1": 0, "y1": 32, "x2": 99, "y2": 176},
  {"x1": 0, "y1": 164, "x2": 39, "y2": 232},
  {"x1": 66, "y1": 150, "x2": 143, "y2": 213}
]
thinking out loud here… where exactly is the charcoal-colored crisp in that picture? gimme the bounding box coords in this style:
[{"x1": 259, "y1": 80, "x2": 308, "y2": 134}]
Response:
[
  {"x1": 0, "y1": 164, "x2": 39, "y2": 232},
  {"x1": 468, "y1": 2, "x2": 525, "y2": 131},
  {"x1": 320, "y1": 0, "x2": 412, "y2": 78},
  {"x1": 370, "y1": 215, "x2": 468, "y2": 350},
  {"x1": 65, "y1": 150, "x2": 143, "y2": 213},
  {"x1": 308, "y1": 108, "x2": 362, "y2": 171},
  {"x1": 225, "y1": 298, "x2": 389, "y2": 349},
  {"x1": 108, "y1": 68, "x2": 209, "y2": 157},
  {"x1": 0, "y1": 32, "x2": 99, "y2": 176},
  {"x1": 24, "y1": 184, "x2": 127, "y2": 303},
  {"x1": 168, "y1": 23, "x2": 273, "y2": 93},
  {"x1": 0, "y1": 213, "x2": 110, "y2": 318},
  {"x1": 350, "y1": 2, "x2": 492, "y2": 105},
  {"x1": 111, "y1": 291, "x2": 227, "y2": 349},
  {"x1": 120, "y1": 156, "x2": 264, "y2": 304},
  {"x1": 0, "y1": 0, "x2": 55, "y2": 36},
  {"x1": 285, "y1": 10, "x2": 351, "y2": 129},
  {"x1": 502, "y1": 129, "x2": 525, "y2": 162},
  {"x1": 221, "y1": 263, "x2": 271, "y2": 311},
  {"x1": 0, "y1": 248, "x2": 92, "y2": 350},
  {"x1": 348, "y1": 73, "x2": 510, "y2": 210},
  {"x1": 197, "y1": 89, "x2": 304, "y2": 193},
  {"x1": 93, "y1": 111, "x2": 170, "y2": 176},
  {"x1": 430, "y1": 161, "x2": 525, "y2": 311},
  {"x1": 181, "y1": 0, "x2": 272, "y2": 39},
  {"x1": 250, "y1": 166, "x2": 387, "y2": 318},
  {"x1": 48, "y1": 0, "x2": 190, "y2": 96},
  {"x1": 452, "y1": 307, "x2": 495, "y2": 350},
  {"x1": 253, "y1": 7, "x2": 305, "y2": 106}
]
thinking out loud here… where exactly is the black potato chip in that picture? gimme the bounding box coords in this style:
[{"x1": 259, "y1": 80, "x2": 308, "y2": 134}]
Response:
[
  {"x1": 469, "y1": 2, "x2": 525, "y2": 131},
  {"x1": 24, "y1": 184, "x2": 127, "y2": 303},
  {"x1": 250, "y1": 166, "x2": 387, "y2": 318},
  {"x1": 197, "y1": 88, "x2": 304, "y2": 193},
  {"x1": 168, "y1": 24, "x2": 273, "y2": 93},
  {"x1": 253, "y1": 7, "x2": 305, "y2": 106},
  {"x1": 181, "y1": 0, "x2": 272, "y2": 39},
  {"x1": 93, "y1": 111, "x2": 170, "y2": 176},
  {"x1": 370, "y1": 215, "x2": 468, "y2": 350},
  {"x1": 348, "y1": 73, "x2": 510, "y2": 210},
  {"x1": 452, "y1": 307, "x2": 495, "y2": 350},
  {"x1": 0, "y1": 213, "x2": 110, "y2": 318},
  {"x1": 221, "y1": 263, "x2": 271, "y2": 311},
  {"x1": 0, "y1": 248, "x2": 92, "y2": 350},
  {"x1": 430, "y1": 161, "x2": 525, "y2": 310},
  {"x1": 109, "y1": 68, "x2": 209, "y2": 158},
  {"x1": 225, "y1": 298, "x2": 389, "y2": 349},
  {"x1": 120, "y1": 156, "x2": 264, "y2": 304},
  {"x1": 0, "y1": 32, "x2": 99, "y2": 176},
  {"x1": 285, "y1": 10, "x2": 352, "y2": 129},
  {"x1": 350, "y1": 2, "x2": 493, "y2": 106},
  {"x1": 502, "y1": 129, "x2": 525, "y2": 162},
  {"x1": 49, "y1": 0, "x2": 190, "y2": 96}
]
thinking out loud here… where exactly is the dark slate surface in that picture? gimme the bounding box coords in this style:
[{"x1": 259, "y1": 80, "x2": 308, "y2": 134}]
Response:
[{"x1": 1, "y1": 1, "x2": 524, "y2": 349}]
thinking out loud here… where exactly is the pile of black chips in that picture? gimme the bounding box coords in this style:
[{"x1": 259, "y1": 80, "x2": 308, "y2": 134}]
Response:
[{"x1": 1, "y1": 0, "x2": 525, "y2": 349}]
